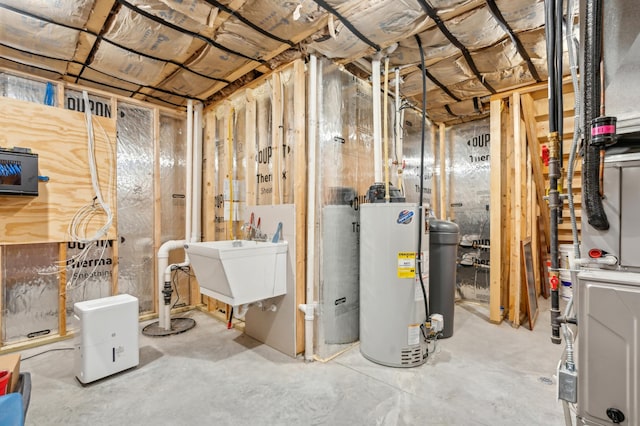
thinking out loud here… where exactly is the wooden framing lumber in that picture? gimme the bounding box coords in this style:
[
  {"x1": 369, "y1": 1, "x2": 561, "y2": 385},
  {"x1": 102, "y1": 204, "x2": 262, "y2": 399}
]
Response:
[
  {"x1": 292, "y1": 60, "x2": 307, "y2": 354},
  {"x1": 489, "y1": 99, "x2": 503, "y2": 323}
]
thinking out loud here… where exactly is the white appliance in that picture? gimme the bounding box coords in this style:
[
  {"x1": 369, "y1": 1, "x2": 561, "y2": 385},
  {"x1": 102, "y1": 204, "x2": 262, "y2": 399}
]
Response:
[
  {"x1": 74, "y1": 294, "x2": 139, "y2": 384},
  {"x1": 359, "y1": 203, "x2": 429, "y2": 367}
]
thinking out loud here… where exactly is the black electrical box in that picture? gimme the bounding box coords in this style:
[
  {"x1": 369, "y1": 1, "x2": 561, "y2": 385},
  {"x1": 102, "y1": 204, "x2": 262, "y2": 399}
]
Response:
[{"x1": 0, "y1": 149, "x2": 39, "y2": 196}]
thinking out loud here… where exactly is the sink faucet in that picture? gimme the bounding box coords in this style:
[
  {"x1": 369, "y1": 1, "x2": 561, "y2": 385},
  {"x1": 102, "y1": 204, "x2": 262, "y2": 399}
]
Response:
[{"x1": 241, "y1": 214, "x2": 267, "y2": 241}]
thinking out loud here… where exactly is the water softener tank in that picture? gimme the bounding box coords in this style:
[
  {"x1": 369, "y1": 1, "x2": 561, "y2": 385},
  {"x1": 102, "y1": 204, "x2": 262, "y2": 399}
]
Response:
[{"x1": 359, "y1": 203, "x2": 429, "y2": 367}]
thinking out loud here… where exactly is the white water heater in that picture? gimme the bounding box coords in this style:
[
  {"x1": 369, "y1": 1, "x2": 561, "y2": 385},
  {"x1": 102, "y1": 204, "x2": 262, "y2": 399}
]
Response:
[
  {"x1": 74, "y1": 294, "x2": 139, "y2": 384},
  {"x1": 359, "y1": 203, "x2": 429, "y2": 367}
]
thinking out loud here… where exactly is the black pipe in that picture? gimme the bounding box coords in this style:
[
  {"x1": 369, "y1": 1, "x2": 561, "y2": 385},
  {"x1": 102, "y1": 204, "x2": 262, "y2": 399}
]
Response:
[
  {"x1": 555, "y1": 0, "x2": 564, "y2": 160},
  {"x1": 581, "y1": 0, "x2": 609, "y2": 230},
  {"x1": 415, "y1": 35, "x2": 430, "y2": 323},
  {"x1": 545, "y1": 0, "x2": 561, "y2": 344}
]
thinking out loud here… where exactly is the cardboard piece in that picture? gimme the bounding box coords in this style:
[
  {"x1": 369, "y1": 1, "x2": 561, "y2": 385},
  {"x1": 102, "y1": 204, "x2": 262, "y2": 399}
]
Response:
[{"x1": 0, "y1": 353, "x2": 21, "y2": 393}]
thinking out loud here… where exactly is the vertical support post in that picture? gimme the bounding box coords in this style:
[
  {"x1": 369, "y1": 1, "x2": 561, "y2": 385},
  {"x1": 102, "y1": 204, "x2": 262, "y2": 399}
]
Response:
[
  {"x1": 153, "y1": 108, "x2": 161, "y2": 314},
  {"x1": 59, "y1": 242, "x2": 67, "y2": 336},
  {"x1": 272, "y1": 72, "x2": 283, "y2": 205},
  {"x1": 489, "y1": 99, "x2": 504, "y2": 323},
  {"x1": 439, "y1": 123, "x2": 446, "y2": 220},
  {"x1": 431, "y1": 125, "x2": 438, "y2": 214},
  {"x1": 245, "y1": 90, "x2": 257, "y2": 206},
  {"x1": 56, "y1": 83, "x2": 65, "y2": 109},
  {"x1": 293, "y1": 60, "x2": 307, "y2": 354},
  {"x1": 511, "y1": 92, "x2": 523, "y2": 327},
  {"x1": 111, "y1": 239, "x2": 118, "y2": 296}
]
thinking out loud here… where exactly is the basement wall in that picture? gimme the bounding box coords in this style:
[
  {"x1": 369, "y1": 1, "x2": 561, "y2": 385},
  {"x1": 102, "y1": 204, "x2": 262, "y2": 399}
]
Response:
[{"x1": 0, "y1": 70, "x2": 186, "y2": 348}]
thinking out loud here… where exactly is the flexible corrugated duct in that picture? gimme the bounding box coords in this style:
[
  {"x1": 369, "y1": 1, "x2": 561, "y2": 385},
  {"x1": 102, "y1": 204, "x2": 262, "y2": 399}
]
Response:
[{"x1": 581, "y1": 0, "x2": 609, "y2": 231}]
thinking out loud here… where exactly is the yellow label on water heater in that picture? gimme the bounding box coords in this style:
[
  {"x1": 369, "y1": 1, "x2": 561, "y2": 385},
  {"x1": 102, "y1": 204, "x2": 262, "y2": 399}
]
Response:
[{"x1": 397, "y1": 252, "x2": 416, "y2": 278}]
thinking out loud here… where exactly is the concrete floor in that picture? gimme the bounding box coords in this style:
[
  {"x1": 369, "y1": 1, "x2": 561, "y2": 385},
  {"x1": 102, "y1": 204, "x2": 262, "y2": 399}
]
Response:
[{"x1": 21, "y1": 299, "x2": 565, "y2": 425}]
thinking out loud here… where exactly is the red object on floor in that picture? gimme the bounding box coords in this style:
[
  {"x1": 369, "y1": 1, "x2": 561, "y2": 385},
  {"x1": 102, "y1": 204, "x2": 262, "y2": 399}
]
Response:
[{"x1": 0, "y1": 370, "x2": 10, "y2": 396}]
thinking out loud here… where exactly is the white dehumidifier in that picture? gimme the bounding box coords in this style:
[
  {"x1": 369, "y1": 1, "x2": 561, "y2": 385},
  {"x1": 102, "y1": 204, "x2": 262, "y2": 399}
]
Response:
[{"x1": 74, "y1": 294, "x2": 139, "y2": 384}]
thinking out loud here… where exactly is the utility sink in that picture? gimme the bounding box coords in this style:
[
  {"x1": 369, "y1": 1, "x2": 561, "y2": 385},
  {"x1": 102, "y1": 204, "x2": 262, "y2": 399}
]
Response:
[{"x1": 184, "y1": 240, "x2": 288, "y2": 306}]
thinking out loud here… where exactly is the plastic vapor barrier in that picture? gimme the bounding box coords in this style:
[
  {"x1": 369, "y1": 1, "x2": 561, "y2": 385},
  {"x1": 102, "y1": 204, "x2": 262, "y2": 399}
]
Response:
[
  {"x1": 160, "y1": 114, "x2": 187, "y2": 242},
  {"x1": 401, "y1": 107, "x2": 436, "y2": 209},
  {"x1": 159, "y1": 114, "x2": 189, "y2": 306},
  {"x1": 65, "y1": 241, "x2": 114, "y2": 329},
  {"x1": 1, "y1": 244, "x2": 60, "y2": 344},
  {"x1": 280, "y1": 68, "x2": 296, "y2": 204},
  {"x1": 116, "y1": 103, "x2": 156, "y2": 313},
  {"x1": 315, "y1": 59, "x2": 375, "y2": 358},
  {"x1": 213, "y1": 111, "x2": 227, "y2": 241},
  {"x1": 207, "y1": 63, "x2": 300, "y2": 245},
  {"x1": 447, "y1": 119, "x2": 491, "y2": 301},
  {"x1": 65, "y1": 89, "x2": 113, "y2": 118},
  {"x1": 0, "y1": 73, "x2": 56, "y2": 106},
  {"x1": 255, "y1": 85, "x2": 274, "y2": 206}
]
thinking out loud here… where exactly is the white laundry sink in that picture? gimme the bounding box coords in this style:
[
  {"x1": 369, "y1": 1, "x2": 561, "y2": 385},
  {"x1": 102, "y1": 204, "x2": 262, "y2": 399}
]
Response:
[{"x1": 184, "y1": 240, "x2": 288, "y2": 306}]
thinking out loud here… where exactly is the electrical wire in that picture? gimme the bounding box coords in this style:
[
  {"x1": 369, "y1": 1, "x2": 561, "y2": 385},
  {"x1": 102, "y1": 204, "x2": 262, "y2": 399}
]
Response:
[
  {"x1": 39, "y1": 90, "x2": 117, "y2": 294},
  {"x1": 171, "y1": 265, "x2": 193, "y2": 309},
  {"x1": 414, "y1": 34, "x2": 430, "y2": 324},
  {"x1": 21, "y1": 347, "x2": 75, "y2": 361}
]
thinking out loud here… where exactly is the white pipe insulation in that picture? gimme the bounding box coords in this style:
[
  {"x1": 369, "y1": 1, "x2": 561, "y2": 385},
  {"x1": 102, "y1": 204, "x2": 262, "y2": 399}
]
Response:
[
  {"x1": 300, "y1": 54, "x2": 318, "y2": 362},
  {"x1": 372, "y1": 56, "x2": 383, "y2": 183}
]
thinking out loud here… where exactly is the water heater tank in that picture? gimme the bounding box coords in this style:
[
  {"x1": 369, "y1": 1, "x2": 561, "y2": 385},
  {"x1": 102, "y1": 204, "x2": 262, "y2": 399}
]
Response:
[{"x1": 359, "y1": 203, "x2": 429, "y2": 367}]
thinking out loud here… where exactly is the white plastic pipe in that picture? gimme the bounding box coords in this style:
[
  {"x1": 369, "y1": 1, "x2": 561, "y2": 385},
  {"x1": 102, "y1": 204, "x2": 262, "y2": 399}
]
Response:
[
  {"x1": 299, "y1": 303, "x2": 315, "y2": 361},
  {"x1": 383, "y1": 56, "x2": 390, "y2": 201},
  {"x1": 394, "y1": 67, "x2": 403, "y2": 192},
  {"x1": 185, "y1": 100, "x2": 194, "y2": 244},
  {"x1": 156, "y1": 101, "x2": 198, "y2": 331},
  {"x1": 372, "y1": 56, "x2": 383, "y2": 183},
  {"x1": 303, "y1": 54, "x2": 319, "y2": 362},
  {"x1": 574, "y1": 255, "x2": 617, "y2": 266},
  {"x1": 158, "y1": 239, "x2": 187, "y2": 330},
  {"x1": 191, "y1": 102, "x2": 203, "y2": 244}
]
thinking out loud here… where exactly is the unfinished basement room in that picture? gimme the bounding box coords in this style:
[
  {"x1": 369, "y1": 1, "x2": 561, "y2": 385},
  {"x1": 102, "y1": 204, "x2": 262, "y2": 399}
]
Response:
[{"x1": 0, "y1": 0, "x2": 638, "y2": 425}]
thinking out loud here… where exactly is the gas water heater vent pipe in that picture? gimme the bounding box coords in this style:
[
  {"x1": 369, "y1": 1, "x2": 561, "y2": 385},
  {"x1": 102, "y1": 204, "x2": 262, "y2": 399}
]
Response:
[
  {"x1": 301, "y1": 53, "x2": 319, "y2": 362},
  {"x1": 383, "y1": 56, "x2": 391, "y2": 201},
  {"x1": 372, "y1": 55, "x2": 383, "y2": 183},
  {"x1": 395, "y1": 66, "x2": 404, "y2": 195}
]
